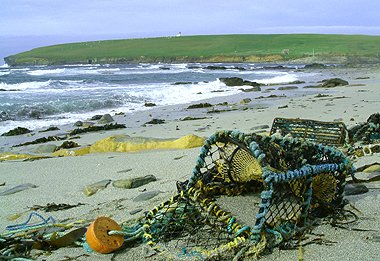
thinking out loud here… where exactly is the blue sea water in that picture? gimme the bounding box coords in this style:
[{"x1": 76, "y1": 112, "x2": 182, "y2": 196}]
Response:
[{"x1": 0, "y1": 63, "x2": 316, "y2": 134}]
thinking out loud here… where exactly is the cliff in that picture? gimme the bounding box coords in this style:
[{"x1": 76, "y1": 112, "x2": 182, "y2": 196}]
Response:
[{"x1": 4, "y1": 34, "x2": 380, "y2": 66}]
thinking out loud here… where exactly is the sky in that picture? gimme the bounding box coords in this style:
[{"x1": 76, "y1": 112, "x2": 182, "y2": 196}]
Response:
[{"x1": 1, "y1": 0, "x2": 380, "y2": 65}]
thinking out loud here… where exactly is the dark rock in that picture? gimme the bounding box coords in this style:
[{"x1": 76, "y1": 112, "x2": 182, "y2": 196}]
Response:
[
  {"x1": 239, "y1": 86, "x2": 261, "y2": 92},
  {"x1": 219, "y1": 77, "x2": 260, "y2": 87},
  {"x1": 263, "y1": 65, "x2": 285, "y2": 70},
  {"x1": 303, "y1": 85, "x2": 320, "y2": 89},
  {"x1": 288, "y1": 80, "x2": 306, "y2": 84},
  {"x1": 171, "y1": 82, "x2": 193, "y2": 85},
  {"x1": 255, "y1": 94, "x2": 286, "y2": 99},
  {"x1": 345, "y1": 183, "x2": 369, "y2": 195},
  {"x1": 278, "y1": 86, "x2": 298, "y2": 90},
  {"x1": 187, "y1": 103, "x2": 212, "y2": 109},
  {"x1": 219, "y1": 77, "x2": 244, "y2": 86},
  {"x1": 304, "y1": 63, "x2": 327, "y2": 69},
  {"x1": 145, "y1": 118, "x2": 165, "y2": 124},
  {"x1": 241, "y1": 98, "x2": 252, "y2": 103},
  {"x1": 367, "y1": 113, "x2": 380, "y2": 124},
  {"x1": 74, "y1": 121, "x2": 83, "y2": 127},
  {"x1": 1, "y1": 127, "x2": 32, "y2": 136},
  {"x1": 90, "y1": 115, "x2": 102, "y2": 120},
  {"x1": 203, "y1": 65, "x2": 228, "y2": 70},
  {"x1": 144, "y1": 102, "x2": 157, "y2": 107},
  {"x1": 321, "y1": 78, "x2": 349, "y2": 87},
  {"x1": 159, "y1": 67, "x2": 170, "y2": 70}
]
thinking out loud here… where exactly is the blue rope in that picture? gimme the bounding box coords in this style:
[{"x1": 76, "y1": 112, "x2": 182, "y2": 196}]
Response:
[
  {"x1": 178, "y1": 249, "x2": 204, "y2": 259},
  {"x1": 5, "y1": 211, "x2": 55, "y2": 231}
]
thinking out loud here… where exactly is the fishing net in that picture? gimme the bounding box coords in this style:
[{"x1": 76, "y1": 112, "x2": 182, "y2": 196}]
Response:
[{"x1": 94, "y1": 130, "x2": 355, "y2": 260}]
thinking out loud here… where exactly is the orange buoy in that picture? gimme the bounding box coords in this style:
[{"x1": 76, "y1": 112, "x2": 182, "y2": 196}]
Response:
[{"x1": 86, "y1": 217, "x2": 125, "y2": 253}]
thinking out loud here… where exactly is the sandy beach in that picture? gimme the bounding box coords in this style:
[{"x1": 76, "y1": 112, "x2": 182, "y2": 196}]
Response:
[{"x1": 1, "y1": 65, "x2": 380, "y2": 260}]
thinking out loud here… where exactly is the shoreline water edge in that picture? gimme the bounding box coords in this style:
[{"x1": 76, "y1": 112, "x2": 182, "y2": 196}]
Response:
[{"x1": 0, "y1": 63, "x2": 380, "y2": 260}]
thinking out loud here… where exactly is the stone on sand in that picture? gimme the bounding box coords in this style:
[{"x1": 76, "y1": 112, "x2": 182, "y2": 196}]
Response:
[
  {"x1": 98, "y1": 114, "x2": 114, "y2": 124},
  {"x1": 113, "y1": 175, "x2": 157, "y2": 189},
  {"x1": 363, "y1": 164, "x2": 380, "y2": 173}
]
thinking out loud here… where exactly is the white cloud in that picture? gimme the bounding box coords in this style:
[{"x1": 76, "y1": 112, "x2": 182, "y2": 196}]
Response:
[{"x1": 0, "y1": 0, "x2": 379, "y2": 37}]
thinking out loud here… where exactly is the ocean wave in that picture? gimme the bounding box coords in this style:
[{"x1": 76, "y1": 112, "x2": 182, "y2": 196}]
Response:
[
  {"x1": 64, "y1": 64, "x2": 101, "y2": 67},
  {"x1": 27, "y1": 68, "x2": 66, "y2": 76},
  {"x1": 256, "y1": 74, "x2": 298, "y2": 84},
  {"x1": 26, "y1": 66, "x2": 123, "y2": 77},
  {"x1": 0, "y1": 96, "x2": 126, "y2": 122},
  {"x1": 0, "y1": 80, "x2": 52, "y2": 91},
  {"x1": 125, "y1": 80, "x2": 239, "y2": 106}
]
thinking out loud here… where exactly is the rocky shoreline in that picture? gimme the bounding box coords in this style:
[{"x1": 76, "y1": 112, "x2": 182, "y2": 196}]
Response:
[{"x1": 5, "y1": 54, "x2": 380, "y2": 66}]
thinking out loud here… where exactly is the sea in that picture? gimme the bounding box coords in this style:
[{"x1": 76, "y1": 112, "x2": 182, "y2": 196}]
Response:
[{"x1": 0, "y1": 63, "x2": 319, "y2": 134}]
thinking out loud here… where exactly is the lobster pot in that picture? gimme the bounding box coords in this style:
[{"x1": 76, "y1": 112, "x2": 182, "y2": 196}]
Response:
[
  {"x1": 138, "y1": 130, "x2": 353, "y2": 260},
  {"x1": 187, "y1": 130, "x2": 352, "y2": 240}
]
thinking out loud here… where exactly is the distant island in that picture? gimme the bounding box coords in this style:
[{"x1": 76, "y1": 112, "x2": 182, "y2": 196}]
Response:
[{"x1": 4, "y1": 34, "x2": 380, "y2": 66}]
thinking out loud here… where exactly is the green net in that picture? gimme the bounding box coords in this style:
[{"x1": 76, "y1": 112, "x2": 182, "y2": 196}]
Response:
[{"x1": 110, "y1": 130, "x2": 354, "y2": 260}]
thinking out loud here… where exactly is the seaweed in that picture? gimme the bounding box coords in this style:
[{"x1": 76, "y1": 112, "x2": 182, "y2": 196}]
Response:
[
  {"x1": 187, "y1": 102, "x2": 212, "y2": 109},
  {"x1": 1, "y1": 127, "x2": 32, "y2": 136},
  {"x1": 68, "y1": 123, "x2": 126, "y2": 136},
  {"x1": 13, "y1": 135, "x2": 67, "y2": 147},
  {"x1": 38, "y1": 126, "x2": 60, "y2": 132},
  {"x1": 55, "y1": 141, "x2": 79, "y2": 151},
  {"x1": 180, "y1": 116, "x2": 207, "y2": 121},
  {"x1": 28, "y1": 202, "x2": 85, "y2": 212}
]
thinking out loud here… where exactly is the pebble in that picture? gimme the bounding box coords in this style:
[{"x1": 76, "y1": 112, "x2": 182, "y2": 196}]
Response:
[
  {"x1": 370, "y1": 233, "x2": 380, "y2": 242},
  {"x1": 117, "y1": 168, "x2": 132, "y2": 173},
  {"x1": 133, "y1": 190, "x2": 162, "y2": 202},
  {"x1": 129, "y1": 208, "x2": 143, "y2": 215},
  {"x1": 363, "y1": 164, "x2": 380, "y2": 173},
  {"x1": 345, "y1": 183, "x2": 369, "y2": 195},
  {"x1": 0, "y1": 183, "x2": 37, "y2": 196},
  {"x1": 250, "y1": 124, "x2": 270, "y2": 131},
  {"x1": 84, "y1": 179, "x2": 111, "y2": 196},
  {"x1": 368, "y1": 172, "x2": 380, "y2": 181},
  {"x1": 34, "y1": 144, "x2": 57, "y2": 154},
  {"x1": 113, "y1": 175, "x2": 157, "y2": 189}
]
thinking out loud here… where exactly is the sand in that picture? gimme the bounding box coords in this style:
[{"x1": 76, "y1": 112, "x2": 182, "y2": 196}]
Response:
[{"x1": 1, "y1": 65, "x2": 380, "y2": 260}]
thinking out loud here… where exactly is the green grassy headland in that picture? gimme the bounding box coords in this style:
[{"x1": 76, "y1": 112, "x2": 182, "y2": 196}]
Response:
[{"x1": 4, "y1": 34, "x2": 380, "y2": 66}]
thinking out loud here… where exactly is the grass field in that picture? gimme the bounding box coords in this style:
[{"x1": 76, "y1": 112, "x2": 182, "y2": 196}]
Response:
[{"x1": 5, "y1": 34, "x2": 380, "y2": 65}]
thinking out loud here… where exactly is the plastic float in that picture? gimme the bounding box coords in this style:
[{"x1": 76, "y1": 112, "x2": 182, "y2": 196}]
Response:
[{"x1": 86, "y1": 217, "x2": 124, "y2": 254}]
